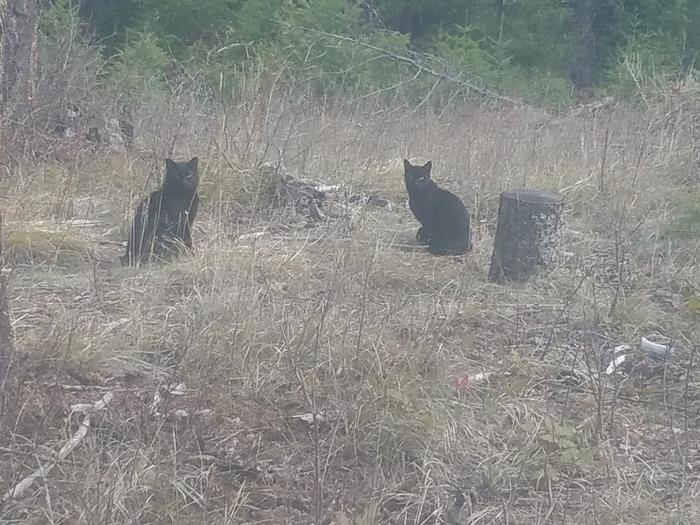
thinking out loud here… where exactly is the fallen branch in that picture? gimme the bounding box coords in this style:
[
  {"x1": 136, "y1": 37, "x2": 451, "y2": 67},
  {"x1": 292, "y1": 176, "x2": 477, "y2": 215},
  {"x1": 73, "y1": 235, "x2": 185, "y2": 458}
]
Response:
[
  {"x1": 280, "y1": 22, "x2": 523, "y2": 106},
  {"x1": 3, "y1": 391, "x2": 114, "y2": 501},
  {"x1": 0, "y1": 209, "x2": 13, "y2": 415}
]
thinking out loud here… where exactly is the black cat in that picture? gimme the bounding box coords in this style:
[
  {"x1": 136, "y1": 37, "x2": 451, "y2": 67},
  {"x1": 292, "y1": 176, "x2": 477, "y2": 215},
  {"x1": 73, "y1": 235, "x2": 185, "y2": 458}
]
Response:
[
  {"x1": 121, "y1": 157, "x2": 200, "y2": 266},
  {"x1": 403, "y1": 159, "x2": 471, "y2": 255}
]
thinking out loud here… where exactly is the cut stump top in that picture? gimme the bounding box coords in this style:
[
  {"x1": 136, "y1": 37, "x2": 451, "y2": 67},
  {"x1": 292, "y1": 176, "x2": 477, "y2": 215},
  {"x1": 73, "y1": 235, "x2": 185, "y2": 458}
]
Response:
[{"x1": 501, "y1": 189, "x2": 564, "y2": 205}]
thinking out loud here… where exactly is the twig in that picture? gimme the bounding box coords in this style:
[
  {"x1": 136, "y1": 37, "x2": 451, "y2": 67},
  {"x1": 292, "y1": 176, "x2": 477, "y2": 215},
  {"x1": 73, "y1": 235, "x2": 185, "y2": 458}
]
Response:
[
  {"x1": 598, "y1": 112, "x2": 612, "y2": 192},
  {"x1": 3, "y1": 391, "x2": 114, "y2": 501},
  {"x1": 539, "y1": 269, "x2": 590, "y2": 360}
]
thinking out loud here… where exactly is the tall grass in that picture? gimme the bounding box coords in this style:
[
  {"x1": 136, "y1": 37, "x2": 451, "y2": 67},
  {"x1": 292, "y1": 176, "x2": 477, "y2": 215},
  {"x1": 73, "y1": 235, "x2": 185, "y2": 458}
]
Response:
[{"x1": 1, "y1": 60, "x2": 699, "y2": 524}]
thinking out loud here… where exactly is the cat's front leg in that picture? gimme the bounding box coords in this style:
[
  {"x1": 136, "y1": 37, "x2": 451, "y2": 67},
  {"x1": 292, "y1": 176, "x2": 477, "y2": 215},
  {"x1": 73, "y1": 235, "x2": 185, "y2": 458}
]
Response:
[
  {"x1": 416, "y1": 226, "x2": 431, "y2": 245},
  {"x1": 182, "y1": 223, "x2": 195, "y2": 254}
]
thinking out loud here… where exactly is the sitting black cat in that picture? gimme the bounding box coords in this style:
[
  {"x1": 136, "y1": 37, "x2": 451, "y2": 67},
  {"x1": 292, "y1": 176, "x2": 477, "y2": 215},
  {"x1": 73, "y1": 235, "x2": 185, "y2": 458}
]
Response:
[
  {"x1": 121, "y1": 157, "x2": 200, "y2": 266},
  {"x1": 403, "y1": 159, "x2": 471, "y2": 255}
]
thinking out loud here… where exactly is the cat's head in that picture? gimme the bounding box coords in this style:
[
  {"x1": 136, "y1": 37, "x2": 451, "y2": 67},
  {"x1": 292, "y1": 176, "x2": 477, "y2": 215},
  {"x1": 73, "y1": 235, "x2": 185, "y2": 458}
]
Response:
[
  {"x1": 164, "y1": 157, "x2": 199, "y2": 193},
  {"x1": 403, "y1": 159, "x2": 432, "y2": 191}
]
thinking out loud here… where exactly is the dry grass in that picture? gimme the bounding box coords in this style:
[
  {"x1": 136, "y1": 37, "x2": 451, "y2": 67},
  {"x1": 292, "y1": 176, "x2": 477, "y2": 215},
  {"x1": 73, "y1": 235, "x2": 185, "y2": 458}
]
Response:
[{"x1": 1, "y1": 82, "x2": 699, "y2": 524}]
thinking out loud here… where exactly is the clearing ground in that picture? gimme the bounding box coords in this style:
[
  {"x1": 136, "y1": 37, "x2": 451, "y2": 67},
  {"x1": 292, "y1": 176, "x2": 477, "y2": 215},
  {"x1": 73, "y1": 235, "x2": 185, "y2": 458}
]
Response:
[{"x1": 1, "y1": 90, "x2": 699, "y2": 524}]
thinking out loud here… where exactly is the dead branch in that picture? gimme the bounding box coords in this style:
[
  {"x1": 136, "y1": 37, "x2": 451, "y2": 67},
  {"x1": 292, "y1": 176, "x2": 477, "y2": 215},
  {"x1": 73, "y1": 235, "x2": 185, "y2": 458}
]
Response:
[
  {"x1": 0, "y1": 209, "x2": 11, "y2": 416},
  {"x1": 280, "y1": 22, "x2": 523, "y2": 106},
  {"x1": 3, "y1": 391, "x2": 114, "y2": 501}
]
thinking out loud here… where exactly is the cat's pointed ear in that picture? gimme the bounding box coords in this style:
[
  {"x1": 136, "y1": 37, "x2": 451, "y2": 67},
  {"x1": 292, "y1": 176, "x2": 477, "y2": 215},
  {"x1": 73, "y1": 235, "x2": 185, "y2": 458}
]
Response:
[
  {"x1": 403, "y1": 159, "x2": 412, "y2": 170},
  {"x1": 187, "y1": 157, "x2": 198, "y2": 170},
  {"x1": 165, "y1": 158, "x2": 177, "y2": 172},
  {"x1": 423, "y1": 160, "x2": 432, "y2": 172}
]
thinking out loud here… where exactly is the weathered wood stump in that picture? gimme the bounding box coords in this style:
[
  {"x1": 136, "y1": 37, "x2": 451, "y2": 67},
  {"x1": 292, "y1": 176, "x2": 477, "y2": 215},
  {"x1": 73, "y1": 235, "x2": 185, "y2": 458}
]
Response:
[{"x1": 488, "y1": 189, "x2": 564, "y2": 283}]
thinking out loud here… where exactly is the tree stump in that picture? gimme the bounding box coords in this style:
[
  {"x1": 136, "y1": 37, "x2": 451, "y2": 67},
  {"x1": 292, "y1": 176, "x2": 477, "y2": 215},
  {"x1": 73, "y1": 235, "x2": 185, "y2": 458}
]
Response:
[{"x1": 488, "y1": 189, "x2": 564, "y2": 283}]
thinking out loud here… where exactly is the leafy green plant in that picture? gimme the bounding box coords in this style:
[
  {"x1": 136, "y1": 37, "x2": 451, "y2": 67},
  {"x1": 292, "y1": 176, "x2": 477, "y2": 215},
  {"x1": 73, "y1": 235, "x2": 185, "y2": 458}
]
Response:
[
  {"x1": 524, "y1": 416, "x2": 598, "y2": 489},
  {"x1": 430, "y1": 25, "x2": 494, "y2": 79},
  {"x1": 109, "y1": 32, "x2": 172, "y2": 94}
]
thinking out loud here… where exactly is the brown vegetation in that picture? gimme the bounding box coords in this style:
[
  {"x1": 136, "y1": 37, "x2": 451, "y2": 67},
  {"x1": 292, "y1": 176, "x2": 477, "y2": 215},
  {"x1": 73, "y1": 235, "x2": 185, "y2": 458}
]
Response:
[{"x1": 0, "y1": 73, "x2": 699, "y2": 524}]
